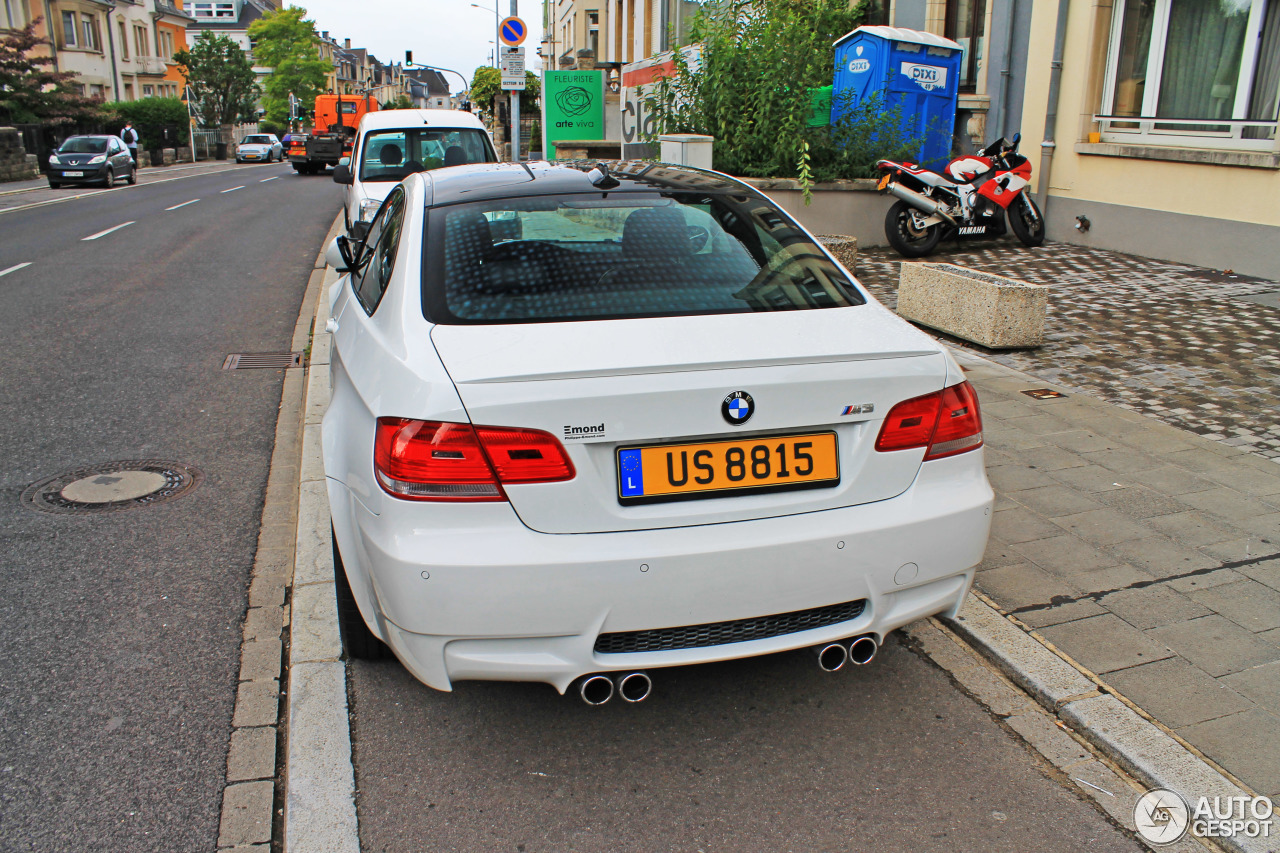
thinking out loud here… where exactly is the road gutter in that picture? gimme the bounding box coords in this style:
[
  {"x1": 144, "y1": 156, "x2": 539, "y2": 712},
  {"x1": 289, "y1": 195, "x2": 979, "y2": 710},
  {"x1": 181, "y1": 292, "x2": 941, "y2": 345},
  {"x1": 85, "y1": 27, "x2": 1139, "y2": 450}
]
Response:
[{"x1": 214, "y1": 213, "x2": 343, "y2": 852}]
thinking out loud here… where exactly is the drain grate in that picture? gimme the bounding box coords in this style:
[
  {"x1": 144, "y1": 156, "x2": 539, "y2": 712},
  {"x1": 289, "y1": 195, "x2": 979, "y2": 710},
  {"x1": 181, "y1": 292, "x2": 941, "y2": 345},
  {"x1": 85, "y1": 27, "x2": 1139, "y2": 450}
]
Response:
[
  {"x1": 223, "y1": 352, "x2": 303, "y2": 370},
  {"x1": 20, "y1": 460, "x2": 202, "y2": 515}
]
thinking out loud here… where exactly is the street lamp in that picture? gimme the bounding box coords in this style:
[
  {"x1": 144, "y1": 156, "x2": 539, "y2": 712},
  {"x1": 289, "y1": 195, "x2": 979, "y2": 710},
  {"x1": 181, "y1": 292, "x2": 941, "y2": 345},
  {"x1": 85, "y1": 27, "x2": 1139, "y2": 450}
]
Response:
[{"x1": 471, "y1": 2, "x2": 499, "y2": 69}]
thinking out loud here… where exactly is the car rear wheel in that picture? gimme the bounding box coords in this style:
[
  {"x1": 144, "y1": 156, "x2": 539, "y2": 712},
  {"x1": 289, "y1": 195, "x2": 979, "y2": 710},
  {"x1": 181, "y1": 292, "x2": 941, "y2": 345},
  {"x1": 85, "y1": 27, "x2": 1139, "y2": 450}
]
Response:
[
  {"x1": 126, "y1": 164, "x2": 137, "y2": 185},
  {"x1": 331, "y1": 524, "x2": 392, "y2": 660},
  {"x1": 48, "y1": 180, "x2": 60, "y2": 189}
]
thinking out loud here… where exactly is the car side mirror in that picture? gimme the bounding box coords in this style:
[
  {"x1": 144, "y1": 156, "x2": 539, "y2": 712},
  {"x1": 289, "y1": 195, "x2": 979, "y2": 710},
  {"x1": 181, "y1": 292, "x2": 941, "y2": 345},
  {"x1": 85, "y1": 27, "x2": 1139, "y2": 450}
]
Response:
[
  {"x1": 325, "y1": 235, "x2": 355, "y2": 272},
  {"x1": 333, "y1": 164, "x2": 353, "y2": 185}
]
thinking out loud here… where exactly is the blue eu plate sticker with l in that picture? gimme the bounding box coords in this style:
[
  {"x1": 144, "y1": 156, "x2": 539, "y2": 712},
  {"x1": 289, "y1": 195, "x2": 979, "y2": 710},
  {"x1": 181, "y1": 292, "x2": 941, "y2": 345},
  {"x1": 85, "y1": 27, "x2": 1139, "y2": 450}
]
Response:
[{"x1": 619, "y1": 449, "x2": 644, "y2": 497}]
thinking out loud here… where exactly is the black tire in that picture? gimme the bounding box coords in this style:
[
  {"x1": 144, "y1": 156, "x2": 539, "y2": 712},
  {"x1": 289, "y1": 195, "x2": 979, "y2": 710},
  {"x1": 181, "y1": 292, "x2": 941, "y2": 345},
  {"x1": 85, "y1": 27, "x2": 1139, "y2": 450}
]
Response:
[
  {"x1": 885, "y1": 199, "x2": 943, "y2": 258},
  {"x1": 102, "y1": 166, "x2": 114, "y2": 188},
  {"x1": 1008, "y1": 194, "x2": 1046, "y2": 247},
  {"x1": 331, "y1": 524, "x2": 392, "y2": 660},
  {"x1": 48, "y1": 180, "x2": 60, "y2": 189},
  {"x1": 126, "y1": 165, "x2": 137, "y2": 185}
]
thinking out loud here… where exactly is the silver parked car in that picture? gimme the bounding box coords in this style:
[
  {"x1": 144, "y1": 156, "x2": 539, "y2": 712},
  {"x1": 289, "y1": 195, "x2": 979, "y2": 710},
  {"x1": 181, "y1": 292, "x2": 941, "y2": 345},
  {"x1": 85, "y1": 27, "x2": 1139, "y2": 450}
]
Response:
[{"x1": 235, "y1": 134, "x2": 283, "y2": 163}]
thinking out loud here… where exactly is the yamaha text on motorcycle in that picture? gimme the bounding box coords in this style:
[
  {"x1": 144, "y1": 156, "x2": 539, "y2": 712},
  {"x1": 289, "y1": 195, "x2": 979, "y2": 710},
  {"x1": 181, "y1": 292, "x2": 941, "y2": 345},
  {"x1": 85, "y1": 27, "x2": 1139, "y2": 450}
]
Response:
[{"x1": 875, "y1": 133, "x2": 1045, "y2": 258}]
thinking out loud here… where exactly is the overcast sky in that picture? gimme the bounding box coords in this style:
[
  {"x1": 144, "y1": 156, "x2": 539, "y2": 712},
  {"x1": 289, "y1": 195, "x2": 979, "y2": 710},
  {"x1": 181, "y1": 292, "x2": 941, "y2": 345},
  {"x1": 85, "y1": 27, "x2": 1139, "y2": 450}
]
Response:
[{"x1": 293, "y1": 0, "x2": 543, "y2": 92}]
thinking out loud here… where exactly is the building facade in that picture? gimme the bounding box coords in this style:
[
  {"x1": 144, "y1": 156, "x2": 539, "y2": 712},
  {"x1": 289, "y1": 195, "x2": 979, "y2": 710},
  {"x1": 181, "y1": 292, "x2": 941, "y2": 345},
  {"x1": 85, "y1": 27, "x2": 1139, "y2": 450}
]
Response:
[{"x1": 1012, "y1": 0, "x2": 1279, "y2": 277}]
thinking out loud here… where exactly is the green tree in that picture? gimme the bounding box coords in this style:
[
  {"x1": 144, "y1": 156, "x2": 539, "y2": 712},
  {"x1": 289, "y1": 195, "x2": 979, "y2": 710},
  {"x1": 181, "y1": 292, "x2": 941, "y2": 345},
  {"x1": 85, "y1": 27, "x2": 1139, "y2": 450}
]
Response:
[
  {"x1": 174, "y1": 31, "x2": 259, "y2": 128},
  {"x1": 644, "y1": 0, "x2": 916, "y2": 192},
  {"x1": 468, "y1": 66, "x2": 500, "y2": 114},
  {"x1": 382, "y1": 95, "x2": 413, "y2": 110},
  {"x1": 248, "y1": 7, "x2": 331, "y2": 127},
  {"x1": 0, "y1": 19, "x2": 100, "y2": 124}
]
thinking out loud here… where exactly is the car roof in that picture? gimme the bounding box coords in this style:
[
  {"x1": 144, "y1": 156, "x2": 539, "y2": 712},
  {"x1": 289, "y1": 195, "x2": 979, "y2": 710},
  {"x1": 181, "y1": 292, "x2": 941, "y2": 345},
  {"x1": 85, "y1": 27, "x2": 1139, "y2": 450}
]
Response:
[
  {"x1": 417, "y1": 160, "x2": 758, "y2": 207},
  {"x1": 65, "y1": 134, "x2": 114, "y2": 140},
  {"x1": 357, "y1": 109, "x2": 486, "y2": 133}
]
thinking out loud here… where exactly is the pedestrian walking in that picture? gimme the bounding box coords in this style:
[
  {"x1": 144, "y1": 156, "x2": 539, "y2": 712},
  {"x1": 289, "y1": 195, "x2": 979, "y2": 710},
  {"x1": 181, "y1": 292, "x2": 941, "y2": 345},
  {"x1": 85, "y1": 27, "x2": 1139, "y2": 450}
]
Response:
[{"x1": 120, "y1": 121, "x2": 139, "y2": 164}]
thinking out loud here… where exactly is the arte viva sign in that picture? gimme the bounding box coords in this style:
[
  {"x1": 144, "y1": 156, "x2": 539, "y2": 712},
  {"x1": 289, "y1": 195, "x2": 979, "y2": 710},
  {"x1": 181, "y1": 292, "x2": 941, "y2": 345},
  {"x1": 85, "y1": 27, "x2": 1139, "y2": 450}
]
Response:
[{"x1": 542, "y1": 70, "x2": 605, "y2": 155}]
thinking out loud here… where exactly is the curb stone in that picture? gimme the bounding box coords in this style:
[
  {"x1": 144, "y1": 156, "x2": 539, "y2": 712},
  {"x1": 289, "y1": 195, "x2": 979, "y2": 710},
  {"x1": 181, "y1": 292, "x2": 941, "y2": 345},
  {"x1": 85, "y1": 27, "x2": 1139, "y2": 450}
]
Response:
[
  {"x1": 943, "y1": 593, "x2": 1277, "y2": 853},
  {"x1": 282, "y1": 240, "x2": 360, "y2": 853}
]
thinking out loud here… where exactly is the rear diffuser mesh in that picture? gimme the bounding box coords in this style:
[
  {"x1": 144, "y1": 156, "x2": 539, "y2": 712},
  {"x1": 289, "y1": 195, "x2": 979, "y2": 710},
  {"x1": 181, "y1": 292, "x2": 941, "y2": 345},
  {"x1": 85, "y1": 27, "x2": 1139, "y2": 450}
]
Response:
[{"x1": 594, "y1": 598, "x2": 867, "y2": 655}]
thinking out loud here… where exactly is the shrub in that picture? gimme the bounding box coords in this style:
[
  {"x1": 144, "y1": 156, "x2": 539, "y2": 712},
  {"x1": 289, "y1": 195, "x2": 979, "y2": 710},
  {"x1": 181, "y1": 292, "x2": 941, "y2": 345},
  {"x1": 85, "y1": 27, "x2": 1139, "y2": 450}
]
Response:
[{"x1": 100, "y1": 97, "x2": 190, "y2": 150}]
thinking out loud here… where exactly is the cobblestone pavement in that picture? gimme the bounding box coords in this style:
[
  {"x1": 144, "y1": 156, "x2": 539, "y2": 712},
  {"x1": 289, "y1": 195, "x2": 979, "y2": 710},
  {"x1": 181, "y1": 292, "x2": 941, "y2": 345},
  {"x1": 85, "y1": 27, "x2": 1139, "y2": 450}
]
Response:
[{"x1": 854, "y1": 239, "x2": 1280, "y2": 461}]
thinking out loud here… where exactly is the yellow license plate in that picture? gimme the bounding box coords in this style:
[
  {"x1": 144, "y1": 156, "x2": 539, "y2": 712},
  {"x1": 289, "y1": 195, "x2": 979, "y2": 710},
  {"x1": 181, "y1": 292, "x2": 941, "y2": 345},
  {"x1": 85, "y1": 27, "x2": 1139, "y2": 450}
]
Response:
[
  {"x1": 617, "y1": 432, "x2": 839, "y2": 504},
  {"x1": 877, "y1": 173, "x2": 892, "y2": 191}
]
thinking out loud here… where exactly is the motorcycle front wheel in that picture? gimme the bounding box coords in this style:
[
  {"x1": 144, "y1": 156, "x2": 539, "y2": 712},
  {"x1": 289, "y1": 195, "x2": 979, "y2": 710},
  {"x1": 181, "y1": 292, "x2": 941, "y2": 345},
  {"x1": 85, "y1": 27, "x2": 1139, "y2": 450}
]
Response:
[
  {"x1": 1009, "y1": 194, "x2": 1046, "y2": 247},
  {"x1": 885, "y1": 200, "x2": 943, "y2": 258}
]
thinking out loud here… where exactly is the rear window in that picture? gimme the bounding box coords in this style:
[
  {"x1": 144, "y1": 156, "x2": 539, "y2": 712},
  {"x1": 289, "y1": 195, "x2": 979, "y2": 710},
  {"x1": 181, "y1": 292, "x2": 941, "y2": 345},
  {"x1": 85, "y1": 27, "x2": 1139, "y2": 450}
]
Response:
[
  {"x1": 359, "y1": 128, "x2": 494, "y2": 182},
  {"x1": 58, "y1": 138, "x2": 108, "y2": 154},
  {"x1": 423, "y1": 192, "x2": 865, "y2": 324}
]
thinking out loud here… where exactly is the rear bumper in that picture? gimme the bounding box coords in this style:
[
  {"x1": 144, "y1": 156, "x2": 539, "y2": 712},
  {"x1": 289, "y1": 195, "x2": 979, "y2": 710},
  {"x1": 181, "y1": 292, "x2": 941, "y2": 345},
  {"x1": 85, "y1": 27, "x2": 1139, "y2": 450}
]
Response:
[{"x1": 332, "y1": 450, "x2": 993, "y2": 693}]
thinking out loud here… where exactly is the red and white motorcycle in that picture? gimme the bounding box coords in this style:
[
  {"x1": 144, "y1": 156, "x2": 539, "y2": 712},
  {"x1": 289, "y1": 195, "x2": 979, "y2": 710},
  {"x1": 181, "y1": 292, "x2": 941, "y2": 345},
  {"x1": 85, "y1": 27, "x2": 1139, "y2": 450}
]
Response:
[{"x1": 875, "y1": 133, "x2": 1045, "y2": 258}]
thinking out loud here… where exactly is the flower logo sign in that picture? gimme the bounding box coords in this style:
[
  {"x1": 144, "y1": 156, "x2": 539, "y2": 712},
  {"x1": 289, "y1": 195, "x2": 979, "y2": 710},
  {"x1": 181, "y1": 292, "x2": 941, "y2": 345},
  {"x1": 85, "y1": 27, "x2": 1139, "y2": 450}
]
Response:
[{"x1": 556, "y1": 86, "x2": 594, "y2": 117}]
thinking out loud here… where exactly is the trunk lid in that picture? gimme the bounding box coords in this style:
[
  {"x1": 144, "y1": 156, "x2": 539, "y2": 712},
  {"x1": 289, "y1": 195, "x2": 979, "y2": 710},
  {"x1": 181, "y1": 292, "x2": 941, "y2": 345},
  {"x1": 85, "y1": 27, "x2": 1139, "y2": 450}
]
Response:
[{"x1": 430, "y1": 306, "x2": 948, "y2": 534}]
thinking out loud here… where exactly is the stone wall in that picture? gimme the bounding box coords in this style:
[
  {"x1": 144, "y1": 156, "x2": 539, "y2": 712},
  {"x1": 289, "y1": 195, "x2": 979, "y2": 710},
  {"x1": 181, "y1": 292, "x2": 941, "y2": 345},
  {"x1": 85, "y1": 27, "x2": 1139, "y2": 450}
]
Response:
[{"x1": 0, "y1": 127, "x2": 40, "y2": 182}]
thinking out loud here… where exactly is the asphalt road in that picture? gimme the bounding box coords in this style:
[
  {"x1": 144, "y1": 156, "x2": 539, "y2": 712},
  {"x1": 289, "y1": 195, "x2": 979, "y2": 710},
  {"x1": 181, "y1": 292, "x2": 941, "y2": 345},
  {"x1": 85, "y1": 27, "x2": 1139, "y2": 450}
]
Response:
[
  {"x1": 351, "y1": 637, "x2": 1146, "y2": 852},
  {"x1": 0, "y1": 165, "x2": 338, "y2": 851}
]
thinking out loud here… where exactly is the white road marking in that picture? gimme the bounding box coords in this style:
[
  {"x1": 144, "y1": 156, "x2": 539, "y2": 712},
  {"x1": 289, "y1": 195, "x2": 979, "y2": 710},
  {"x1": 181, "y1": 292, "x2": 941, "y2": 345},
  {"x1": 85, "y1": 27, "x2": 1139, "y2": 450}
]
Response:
[
  {"x1": 82, "y1": 221, "x2": 135, "y2": 241},
  {"x1": 221, "y1": 186, "x2": 245, "y2": 194},
  {"x1": 0, "y1": 164, "x2": 263, "y2": 217},
  {"x1": 0, "y1": 262, "x2": 33, "y2": 278},
  {"x1": 260, "y1": 176, "x2": 279, "y2": 183},
  {"x1": 165, "y1": 199, "x2": 200, "y2": 210}
]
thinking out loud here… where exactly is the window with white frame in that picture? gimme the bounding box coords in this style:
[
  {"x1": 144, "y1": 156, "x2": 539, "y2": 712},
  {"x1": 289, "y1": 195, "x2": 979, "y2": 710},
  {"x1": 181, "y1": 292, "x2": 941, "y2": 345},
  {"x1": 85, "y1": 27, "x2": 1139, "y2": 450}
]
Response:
[
  {"x1": 61, "y1": 10, "x2": 76, "y2": 46},
  {"x1": 1100, "y1": 0, "x2": 1280, "y2": 149}
]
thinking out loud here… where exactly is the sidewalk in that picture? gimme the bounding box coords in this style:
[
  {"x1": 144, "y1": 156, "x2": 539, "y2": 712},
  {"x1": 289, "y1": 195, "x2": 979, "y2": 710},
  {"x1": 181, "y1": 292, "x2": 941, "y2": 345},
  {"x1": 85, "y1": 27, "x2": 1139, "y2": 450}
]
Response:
[{"x1": 858, "y1": 241, "x2": 1280, "y2": 802}]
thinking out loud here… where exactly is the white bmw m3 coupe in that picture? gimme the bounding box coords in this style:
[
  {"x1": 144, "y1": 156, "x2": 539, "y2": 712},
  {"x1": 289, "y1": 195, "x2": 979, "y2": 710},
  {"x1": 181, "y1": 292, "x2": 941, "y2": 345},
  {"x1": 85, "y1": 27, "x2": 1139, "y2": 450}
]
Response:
[{"x1": 321, "y1": 160, "x2": 993, "y2": 704}]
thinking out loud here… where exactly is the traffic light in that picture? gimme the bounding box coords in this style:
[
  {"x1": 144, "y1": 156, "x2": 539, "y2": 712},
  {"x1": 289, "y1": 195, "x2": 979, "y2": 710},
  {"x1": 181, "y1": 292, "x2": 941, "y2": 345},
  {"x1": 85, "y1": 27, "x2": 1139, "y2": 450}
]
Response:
[{"x1": 405, "y1": 50, "x2": 413, "y2": 65}]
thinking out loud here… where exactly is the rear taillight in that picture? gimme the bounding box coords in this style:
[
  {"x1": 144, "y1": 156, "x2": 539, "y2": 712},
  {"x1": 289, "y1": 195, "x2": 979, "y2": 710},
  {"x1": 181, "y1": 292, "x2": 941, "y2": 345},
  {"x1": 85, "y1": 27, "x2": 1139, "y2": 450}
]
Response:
[
  {"x1": 874, "y1": 381, "x2": 983, "y2": 461},
  {"x1": 374, "y1": 418, "x2": 575, "y2": 501}
]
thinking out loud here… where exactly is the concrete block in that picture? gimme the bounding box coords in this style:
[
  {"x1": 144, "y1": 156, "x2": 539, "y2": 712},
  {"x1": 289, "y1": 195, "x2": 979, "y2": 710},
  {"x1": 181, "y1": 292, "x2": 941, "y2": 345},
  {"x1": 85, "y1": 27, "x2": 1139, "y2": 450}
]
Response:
[
  {"x1": 218, "y1": 780, "x2": 274, "y2": 847},
  {"x1": 1221, "y1": 661, "x2": 1280, "y2": 715},
  {"x1": 897, "y1": 262, "x2": 1047, "y2": 348},
  {"x1": 290, "y1": 581, "x2": 342, "y2": 665},
  {"x1": 286, "y1": 661, "x2": 359, "y2": 853},
  {"x1": 1187, "y1": 579, "x2": 1280, "y2": 633},
  {"x1": 1005, "y1": 710, "x2": 1093, "y2": 768},
  {"x1": 1098, "y1": 585, "x2": 1211, "y2": 630},
  {"x1": 294, "y1": 480, "x2": 332, "y2": 587},
  {"x1": 243, "y1": 605, "x2": 284, "y2": 643},
  {"x1": 815, "y1": 234, "x2": 857, "y2": 272},
  {"x1": 239, "y1": 637, "x2": 282, "y2": 683},
  {"x1": 227, "y1": 726, "x2": 277, "y2": 782},
  {"x1": 162, "y1": 147, "x2": 176, "y2": 166}
]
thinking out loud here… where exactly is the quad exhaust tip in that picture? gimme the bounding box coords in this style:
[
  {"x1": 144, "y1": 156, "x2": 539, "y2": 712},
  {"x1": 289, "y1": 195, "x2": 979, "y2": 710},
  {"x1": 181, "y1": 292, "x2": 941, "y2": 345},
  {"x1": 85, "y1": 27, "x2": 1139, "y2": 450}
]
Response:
[
  {"x1": 616, "y1": 672, "x2": 652, "y2": 703},
  {"x1": 579, "y1": 674, "x2": 614, "y2": 706},
  {"x1": 848, "y1": 635, "x2": 879, "y2": 665},
  {"x1": 816, "y1": 642, "x2": 848, "y2": 672}
]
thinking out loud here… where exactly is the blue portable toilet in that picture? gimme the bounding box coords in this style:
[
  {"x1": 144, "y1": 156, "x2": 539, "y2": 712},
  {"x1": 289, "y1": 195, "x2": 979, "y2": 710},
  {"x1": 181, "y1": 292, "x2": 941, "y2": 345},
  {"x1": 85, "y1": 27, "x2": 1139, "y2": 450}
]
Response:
[{"x1": 831, "y1": 26, "x2": 963, "y2": 170}]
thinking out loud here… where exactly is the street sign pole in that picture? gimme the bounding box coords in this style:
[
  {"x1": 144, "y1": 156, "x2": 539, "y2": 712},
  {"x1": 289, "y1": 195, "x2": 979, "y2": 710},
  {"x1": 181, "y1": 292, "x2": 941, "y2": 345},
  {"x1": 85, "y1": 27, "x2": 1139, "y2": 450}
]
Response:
[{"x1": 498, "y1": 5, "x2": 527, "y2": 162}]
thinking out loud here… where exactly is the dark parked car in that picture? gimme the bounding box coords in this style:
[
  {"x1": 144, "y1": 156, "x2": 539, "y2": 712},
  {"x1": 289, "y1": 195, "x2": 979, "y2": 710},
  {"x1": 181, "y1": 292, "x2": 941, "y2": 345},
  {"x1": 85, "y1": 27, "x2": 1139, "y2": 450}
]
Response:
[{"x1": 47, "y1": 135, "x2": 136, "y2": 189}]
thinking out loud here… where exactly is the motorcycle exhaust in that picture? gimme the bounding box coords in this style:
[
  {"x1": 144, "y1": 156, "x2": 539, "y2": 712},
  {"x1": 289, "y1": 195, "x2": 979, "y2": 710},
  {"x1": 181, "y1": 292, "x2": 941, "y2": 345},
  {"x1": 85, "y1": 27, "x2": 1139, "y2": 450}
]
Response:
[
  {"x1": 814, "y1": 642, "x2": 849, "y2": 672},
  {"x1": 847, "y1": 635, "x2": 879, "y2": 666},
  {"x1": 884, "y1": 181, "x2": 957, "y2": 226},
  {"x1": 615, "y1": 672, "x2": 653, "y2": 703},
  {"x1": 578, "y1": 674, "x2": 615, "y2": 705}
]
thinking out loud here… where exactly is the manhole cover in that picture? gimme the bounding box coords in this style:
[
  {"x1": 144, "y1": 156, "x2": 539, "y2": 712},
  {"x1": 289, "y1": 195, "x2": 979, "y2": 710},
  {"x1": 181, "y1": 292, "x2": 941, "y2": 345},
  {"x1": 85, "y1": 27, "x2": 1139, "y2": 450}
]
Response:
[{"x1": 20, "y1": 460, "x2": 202, "y2": 515}]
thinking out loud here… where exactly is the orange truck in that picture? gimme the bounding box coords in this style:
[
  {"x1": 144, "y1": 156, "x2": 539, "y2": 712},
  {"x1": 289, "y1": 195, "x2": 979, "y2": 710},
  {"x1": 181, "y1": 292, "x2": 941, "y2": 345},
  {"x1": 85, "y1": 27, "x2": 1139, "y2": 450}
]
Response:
[{"x1": 288, "y1": 93, "x2": 379, "y2": 174}]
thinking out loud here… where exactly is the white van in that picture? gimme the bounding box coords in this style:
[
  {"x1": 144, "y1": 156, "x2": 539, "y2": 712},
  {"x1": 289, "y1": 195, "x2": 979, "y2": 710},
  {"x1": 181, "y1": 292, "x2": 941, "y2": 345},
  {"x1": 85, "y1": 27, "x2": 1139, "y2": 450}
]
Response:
[{"x1": 334, "y1": 109, "x2": 498, "y2": 239}]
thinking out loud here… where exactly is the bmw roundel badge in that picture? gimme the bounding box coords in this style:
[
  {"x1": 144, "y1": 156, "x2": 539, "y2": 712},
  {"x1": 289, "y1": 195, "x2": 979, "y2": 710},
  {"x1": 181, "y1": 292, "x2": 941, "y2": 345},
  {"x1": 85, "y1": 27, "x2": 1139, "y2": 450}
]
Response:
[{"x1": 722, "y1": 391, "x2": 754, "y2": 426}]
